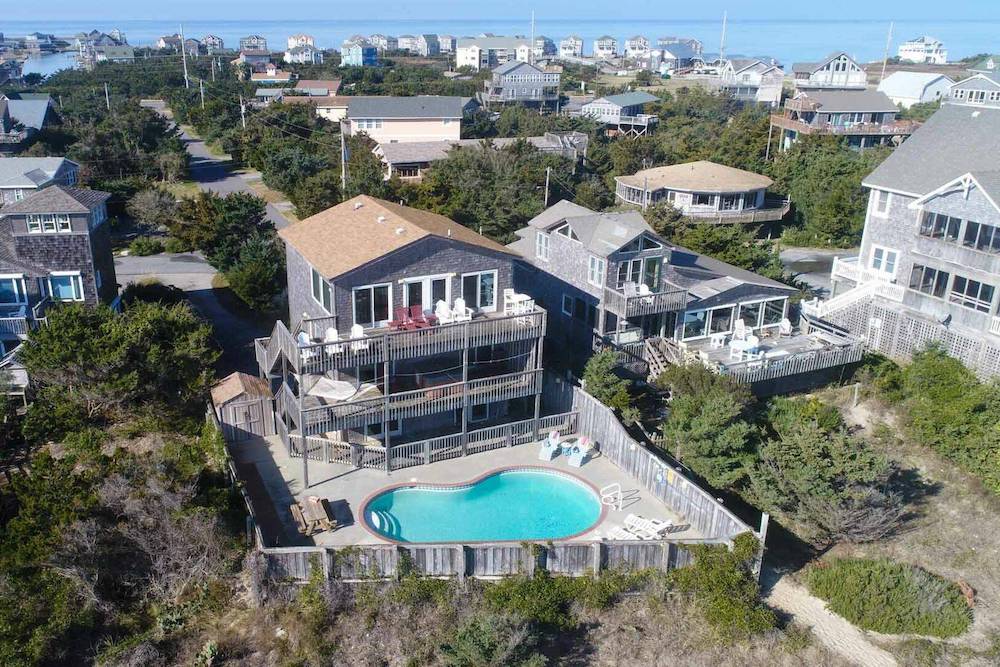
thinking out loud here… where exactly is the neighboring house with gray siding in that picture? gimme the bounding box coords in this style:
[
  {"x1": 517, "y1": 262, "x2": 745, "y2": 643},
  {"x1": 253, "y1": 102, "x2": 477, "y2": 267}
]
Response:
[
  {"x1": 0, "y1": 185, "x2": 117, "y2": 353},
  {"x1": 510, "y1": 201, "x2": 862, "y2": 393},
  {"x1": 257, "y1": 195, "x2": 546, "y2": 478},
  {"x1": 0, "y1": 157, "x2": 78, "y2": 205},
  {"x1": 481, "y1": 61, "x2": 560, "y2": 108},
  {"x1": 813, "y1": 77, "x2": 1000, "y2": 378}
]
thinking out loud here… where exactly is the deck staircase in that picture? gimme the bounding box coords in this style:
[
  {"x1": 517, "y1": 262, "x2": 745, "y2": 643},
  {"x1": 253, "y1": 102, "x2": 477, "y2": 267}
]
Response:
[
  {"x1": 643, "y1": 337, "x2": 679, "y2": 380},
  {"x1": 801, "y1": 280, "x2": 905, "y2": 320}
]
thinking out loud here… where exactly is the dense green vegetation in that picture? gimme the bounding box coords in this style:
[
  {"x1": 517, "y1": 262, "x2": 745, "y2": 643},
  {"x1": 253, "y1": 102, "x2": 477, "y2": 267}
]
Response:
[
  {"x1": 806, "y1": 558, "x2": 972, "y2": 637},
  {"x1": 866, "y1": 347, "x2": 1000, "y2": 495},
  {"x1": 0, "y1": 302, "x2": 242, "y2": 666},
  {"x1": 653, "y1": 363, "x2": 908, "y2": 547}
]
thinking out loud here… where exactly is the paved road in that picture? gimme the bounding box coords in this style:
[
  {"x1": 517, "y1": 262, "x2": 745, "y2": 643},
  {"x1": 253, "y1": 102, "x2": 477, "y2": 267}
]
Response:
[
  {"x1": 115, "y1": 253, "x2": 272, "y2": 375},
  {"x1": 142, "y1": 99, "x2": 291, "y2": 230},
  {"x1": 780, "y1": 247, "x2": 858, "y2": 297}
]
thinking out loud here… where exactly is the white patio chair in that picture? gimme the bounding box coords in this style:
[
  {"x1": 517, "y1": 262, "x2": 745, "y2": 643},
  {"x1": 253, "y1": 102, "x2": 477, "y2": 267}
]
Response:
[
  {"x1": 733, "y1": 319, "x2": 749, "y2": 341},
  {"x1": 349, "y1": 324, "x2": 369, "y2": 351},
  {"x1": 624, "y1": 513, "x2": 672, "y2": 539},
  {"x1": 323, "y1": 327, "x2": 345, "y2": 355},
  {"x1": 434, "y1": 300, "x2": 454, "y2": 324},
  {"x1": 779, "y1": 318, "x2": 793, "y2": 337},
  {"x1": 452, "y1": 298, "x2": 473, "y2": 322},
  {"x1": 297, "y1": 331, "x2": 317, "y2": 363}
]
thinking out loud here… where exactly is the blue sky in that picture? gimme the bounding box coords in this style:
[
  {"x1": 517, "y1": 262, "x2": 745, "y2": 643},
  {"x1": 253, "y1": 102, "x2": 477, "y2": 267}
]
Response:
[{"x1": 6, "y1": 0, "x2": 1000, "y2": 21}]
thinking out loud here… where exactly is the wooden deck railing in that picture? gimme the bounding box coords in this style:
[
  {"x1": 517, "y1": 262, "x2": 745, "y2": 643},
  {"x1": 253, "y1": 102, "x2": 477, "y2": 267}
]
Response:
[
  {"x1": 259, "y1": 310, "x2": 546, "y2": 376},
  {"x1": 602, "y1": 285, "x2": 687, "y2": 319},
  {"x1": 721, "y1": 341, "x2": 865, "y2": 384},
  {"x1": 299, "y1": 368, "x2": 543, "y2": 435},
  {"x1": 770, "y1": 114, "x2": 919, "y2": 137}
]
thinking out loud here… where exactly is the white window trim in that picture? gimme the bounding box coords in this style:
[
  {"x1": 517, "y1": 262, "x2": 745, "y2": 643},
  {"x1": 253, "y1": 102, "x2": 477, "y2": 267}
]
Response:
[
  {"x1": 587, "y1": 255, "x2": 606, "y2": 287},
  {"x1": 461, "y1": 270, "x2": 498, "y2": 313},
  {"x1": 47, "y1": 271, "x2": 85, "y2": 302},
  {"x1": 0, "y1": 273, "x2": 27, "y2": 305},
  {"x1": 310, "y1": 266, "x2": 333, "y2": 313},
  {"x1": 352, "y1": 282, "x2": 393, "y2": 328},
  {"x1": 870, "y1": 245, "x2": 899, "y2": 277},
  {"x1": 872, "y1": 190, "x2": 891, "y2": 217},
  {"x1": 469, "y1": 403, "x2": 490, "y2": 423},
  {"x1": 535, "y1": 231, "x2": 550, "y2": 261},
  {"x1": 400, "y1": 273, "x2": 453, "y2": 310},
  {"x1": 561, "y1": 294, "x2": 573, "y2": 316}
]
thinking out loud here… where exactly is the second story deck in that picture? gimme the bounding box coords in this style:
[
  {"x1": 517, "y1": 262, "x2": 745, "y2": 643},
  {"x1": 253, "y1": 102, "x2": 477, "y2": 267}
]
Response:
[
  {"x1": 602, "y1": 283, "x2": 687, "y2": 319},
  {"x1": 770, "y1": 113, "x2": 919, "y2": 137},
  {"x1": 257, "y1": 307, "x2": 547, "y2": 377}
]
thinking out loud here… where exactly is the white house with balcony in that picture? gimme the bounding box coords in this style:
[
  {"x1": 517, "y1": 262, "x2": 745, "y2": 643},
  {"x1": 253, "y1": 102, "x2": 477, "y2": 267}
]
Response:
[
  {"x1": 559, "y1": 35, "x2": 583, "y2": 58},
  {"x1": 791, "y1": 51, "x2": 867, "y2": 90},
  {"x1": 593, "y1": 36, "x2": 618, "y2": 60},
  {"x1": 897, "y1": 36, "x2": 947, "y2": 65}
]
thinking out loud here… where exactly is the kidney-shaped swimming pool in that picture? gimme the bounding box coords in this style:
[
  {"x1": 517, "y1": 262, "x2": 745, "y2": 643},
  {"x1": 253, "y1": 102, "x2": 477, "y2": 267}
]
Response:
[{"x1": 363, "y1": 467, "x2": 603, "y2": 543}]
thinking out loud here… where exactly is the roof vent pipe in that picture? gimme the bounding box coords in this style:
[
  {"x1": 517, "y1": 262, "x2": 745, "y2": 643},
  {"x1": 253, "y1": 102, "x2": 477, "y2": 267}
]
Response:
[
  {"x1": 377, "y1": 215, "x2": 386, "y2": 223},
  {"x1": 353, "y1": 201, "x2": 363, "y2": 209}
]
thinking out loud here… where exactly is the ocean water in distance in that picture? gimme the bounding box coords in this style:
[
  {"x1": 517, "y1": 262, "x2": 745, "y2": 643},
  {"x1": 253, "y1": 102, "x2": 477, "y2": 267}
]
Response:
[{"x1": 5, "y1": 18, "x2": 1000, "y2": 67}]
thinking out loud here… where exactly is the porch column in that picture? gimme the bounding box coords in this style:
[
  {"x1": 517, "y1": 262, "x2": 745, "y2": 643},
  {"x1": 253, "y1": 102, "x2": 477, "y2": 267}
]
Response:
[
  {"x1": 383, "y1": 353, "x2": 391, "y2": 472},
  {"x1": 461, "y1": 323, "x2": 470, "y2": 456},
  {"x1": 300, "y1": 404, "x2": 309, "y2": 488}
]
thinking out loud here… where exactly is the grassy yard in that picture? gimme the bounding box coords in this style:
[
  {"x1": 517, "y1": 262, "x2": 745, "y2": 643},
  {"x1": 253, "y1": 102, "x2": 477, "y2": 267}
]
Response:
[{"x1": 160, "y1": 179, "x2": 203, "y2": 199}]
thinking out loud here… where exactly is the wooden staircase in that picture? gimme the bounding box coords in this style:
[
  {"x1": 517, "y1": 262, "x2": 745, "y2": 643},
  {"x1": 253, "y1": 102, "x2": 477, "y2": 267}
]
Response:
[{"x1": 643, "y1": 337, "x2": 679, "y2": 381}]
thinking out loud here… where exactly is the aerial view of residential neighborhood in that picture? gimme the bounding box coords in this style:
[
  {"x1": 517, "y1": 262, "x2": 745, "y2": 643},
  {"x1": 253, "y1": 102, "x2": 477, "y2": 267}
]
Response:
[{"x1": 2, "y1": 1, "x2": 1000, "y2": 665}]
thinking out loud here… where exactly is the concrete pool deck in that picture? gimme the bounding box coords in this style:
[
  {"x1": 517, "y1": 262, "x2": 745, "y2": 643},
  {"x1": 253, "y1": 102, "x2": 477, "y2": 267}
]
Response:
[{"x1": 230, "y1": 435, "x2": 701, "y2": 547}]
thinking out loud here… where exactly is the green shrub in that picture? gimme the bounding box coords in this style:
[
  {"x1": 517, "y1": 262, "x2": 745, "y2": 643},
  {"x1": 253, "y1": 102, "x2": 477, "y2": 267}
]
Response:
[
  {"x1": 484, "y1": 569, "x2": 643, "y2": 629},
  {"x1": 806, "y1": 558, "x2": 972, "y2": 637},
  {"x1": 164, "y1": 236, "x2": 191, "y2": 253},
  {"x1": 439, "y1": 613, "x2": 545, "y2": 667},
  {"x1": 128, "y1": 237, "x2": 164, "y2": 256},
  {"x1": 672, "y1": 533, "x2": 775, "y2": 641}
]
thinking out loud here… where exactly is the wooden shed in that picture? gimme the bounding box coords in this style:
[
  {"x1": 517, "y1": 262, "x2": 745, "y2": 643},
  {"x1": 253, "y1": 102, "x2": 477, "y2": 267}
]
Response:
[{"x1": 211, "y1": 372, "x2": 275, "y2": 442}]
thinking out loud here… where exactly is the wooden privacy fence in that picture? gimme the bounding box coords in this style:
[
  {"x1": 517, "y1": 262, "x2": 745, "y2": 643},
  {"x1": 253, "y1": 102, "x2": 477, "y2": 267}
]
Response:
[
  {"x1": 543, "y1": 374, "x2": 756, "y2": 541},
  {"x1": 261, "y1": 539, "x2": 709, "y2": 582}
]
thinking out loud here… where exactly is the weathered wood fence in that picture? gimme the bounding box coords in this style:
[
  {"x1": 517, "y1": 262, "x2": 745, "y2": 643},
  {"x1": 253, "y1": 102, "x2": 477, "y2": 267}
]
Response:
[
  {"x1": 260, "y1": 539, "x2": 707, "y2": 582},
  {"x1": 543, "y1": 374, "x2": 757, "y2": 541}
]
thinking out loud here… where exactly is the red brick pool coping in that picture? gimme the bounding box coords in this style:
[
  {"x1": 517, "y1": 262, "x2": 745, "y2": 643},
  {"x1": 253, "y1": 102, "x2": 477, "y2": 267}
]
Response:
[{"x1": 358, "y1": 465, "x2": 609, "y2": 545}]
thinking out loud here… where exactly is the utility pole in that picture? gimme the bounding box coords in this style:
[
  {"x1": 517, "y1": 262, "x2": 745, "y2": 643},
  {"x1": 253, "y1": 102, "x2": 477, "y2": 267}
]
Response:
[
  {"x1": 180, "y1": 23, "x2": 190, "y2": 89},
  {"x1": 544, "y1": 166, "x2": 551, "y2": 207},
  {"x1": 719, "y1": 10, "x2": 728, "y2": 62},
  {"x1": 341, "y1": 130, "x2": 348, "y2": 192},
  {"x1": 211, "y1": 57, "x2": 216, "y2": 82},
  {"x1": 529, "y1": 10, "x2": 535, "y2": 66},
  {"x1": 104, "y1": 82, "x2": 110, "y2": 111},
  {"x1": 238, "y1": 94, "x2": 247, "y2": 129},
  {"x1": 880, "y1": 21, "x2": 894, "y2": 83},
  {"x1": 200, "y1": 79, "x2": 205, "y2": 109}
]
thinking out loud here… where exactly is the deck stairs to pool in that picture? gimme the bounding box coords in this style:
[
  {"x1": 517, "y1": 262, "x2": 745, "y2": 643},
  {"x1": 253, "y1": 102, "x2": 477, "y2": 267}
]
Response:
[{"x1": 600, "y1": 483, "x2": 623, "y2": 511}]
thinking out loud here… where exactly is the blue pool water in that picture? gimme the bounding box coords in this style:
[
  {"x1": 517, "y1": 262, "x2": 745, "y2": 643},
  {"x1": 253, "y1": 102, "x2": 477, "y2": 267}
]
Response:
[{"x1": 365, "y1": 469, "x2": 602, "y2": 543}]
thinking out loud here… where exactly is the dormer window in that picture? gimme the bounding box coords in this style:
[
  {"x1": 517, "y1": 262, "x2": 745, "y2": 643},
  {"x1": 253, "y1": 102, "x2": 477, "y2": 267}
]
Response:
[
  {"x1": 555, "y1": 223, "x2": 579, "y2": 241},
  {"x1": 638, "y1": 236, "x2": 663, "y2": 251}
]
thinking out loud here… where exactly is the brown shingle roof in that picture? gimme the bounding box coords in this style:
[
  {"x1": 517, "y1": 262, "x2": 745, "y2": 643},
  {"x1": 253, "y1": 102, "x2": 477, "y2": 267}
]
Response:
[
  {"x1": 615, "y1": 160, "x2": 772, "y2": 193},
  {"x1": 280, "y1": 95, "x2": 351, "y2": 108},
  {"x1": 0, "y1": 185, "x2": 110, "y2": 215},
  {"x1": 295, "y1": 79, "x2": 342, "y2": 94},
  {"x1": 211, "y1": 372, "x2": 271, "y2": 406},
  {"x1": 278, "y1": 195, "x2": 517, "y2": 280}
]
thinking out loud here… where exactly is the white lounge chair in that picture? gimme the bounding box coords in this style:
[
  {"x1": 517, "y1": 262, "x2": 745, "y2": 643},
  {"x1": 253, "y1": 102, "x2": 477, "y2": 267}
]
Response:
[
  {"x1": 297, "y1": 331, "x2": 318, "y2": 363},
  {"x1": 452, "y1": 298, "x2": 473, "y2": 322},
  {"x1": 538, "y1": 431, "x2": 562, "y2": 461},
  {"x1": 606, "y1": 526, "x2": 640, "y2": 541},
  {"x1": 624, "y1": 513, "x2": 672, "y2": 539},
  {"x1": 566, "y1": 437, "x2": 593, "y2": 467}
]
